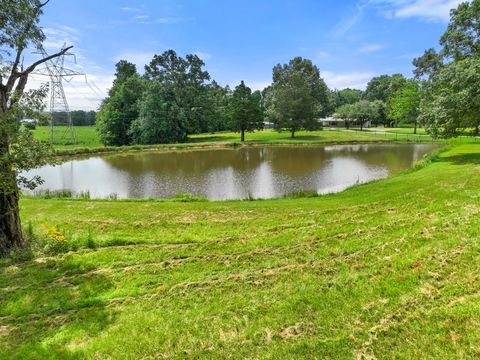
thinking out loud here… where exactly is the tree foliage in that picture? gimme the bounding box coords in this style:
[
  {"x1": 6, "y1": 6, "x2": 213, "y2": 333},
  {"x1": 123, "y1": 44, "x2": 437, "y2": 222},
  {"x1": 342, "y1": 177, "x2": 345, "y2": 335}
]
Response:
[
  {"x1": 419, "y1": 58, "x2": 480, "y2": 137},
  {"x1": 364, "y1": 74, "x2": 406, "y2": 102},
  {"x1": 386, "y1": 80, "x2": 421, "y2": 131},
  {"x1": 334, "y1": 88, "x2": 363, "y2": 108},
  {"x1": 413, "y1": 0, "x2": 480, "y2": 137},
  {"x1": 268, "y1": 57, "x2": 330, "y2": 137},
  {"x1": 96, "y1": 62, "x2": 145, "y2": 145},
  {"x1": 229, "y1": 81, "x2": 264, "y2": 141},
  {"x1": 1, "y1": 0, "x2": 72, "y2": 256},
  {"x1": 129, "y1": 81, "x2": 188, "y2": 144},
  {"x1": 335, "y1": 100, "x2": 385, "y2": 130}
]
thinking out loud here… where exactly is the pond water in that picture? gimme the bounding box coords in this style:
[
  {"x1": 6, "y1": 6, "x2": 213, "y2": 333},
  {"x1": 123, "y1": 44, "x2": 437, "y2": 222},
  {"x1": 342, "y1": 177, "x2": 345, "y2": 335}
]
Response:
[{"x1": 25, "y1": 143, "x2": 438, "y2": 200}]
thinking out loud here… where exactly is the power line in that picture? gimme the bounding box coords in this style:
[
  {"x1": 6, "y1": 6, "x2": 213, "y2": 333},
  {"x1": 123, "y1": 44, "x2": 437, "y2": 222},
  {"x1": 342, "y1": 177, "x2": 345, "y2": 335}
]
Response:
[{"x1": 31, "y1": 44, "x2": 84, "y2": 144}]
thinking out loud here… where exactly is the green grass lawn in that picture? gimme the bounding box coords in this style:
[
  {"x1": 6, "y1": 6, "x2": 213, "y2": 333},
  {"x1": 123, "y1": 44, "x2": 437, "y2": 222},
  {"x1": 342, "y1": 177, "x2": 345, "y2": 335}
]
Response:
[
  {"x1": 33, "y1": 126, "x2": 442, "y2": 155},
  {"x1": 367, "y1": 127, "x2": 428, "y2": 135},
  {"x1": 33, "y1": 126, "x2": 100, "y2": 148},
  {"x1": 1, "y1": 140, "x2": 479, "y2": 358}
]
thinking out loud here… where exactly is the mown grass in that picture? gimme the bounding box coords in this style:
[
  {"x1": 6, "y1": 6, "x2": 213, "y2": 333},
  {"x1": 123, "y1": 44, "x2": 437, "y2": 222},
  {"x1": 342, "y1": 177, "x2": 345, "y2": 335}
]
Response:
[
  {"x1": 33, "y1": 126, "x2": 100, "y2": 148},
  {"x1": 367, "y1": 127, "x2": 428, "y2": 135},
  {"x1": 0, "y1": 140, "x2": 479, "y2": 358},
  {"x1": 33, "y1": 126, "x2": 444, "y2": 156}
]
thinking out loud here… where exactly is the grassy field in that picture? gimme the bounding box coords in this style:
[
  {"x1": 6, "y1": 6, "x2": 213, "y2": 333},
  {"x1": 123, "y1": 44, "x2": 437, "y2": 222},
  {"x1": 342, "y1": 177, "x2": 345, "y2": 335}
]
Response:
[
  {"x1": 33, "y1": 126, "x2": 100, "y2": 148},
  {"x1": 33, "y1": 126, "x2": 442, "y2": 155},
  {"x1": 1, "y1": 139, "x2": 479, "y2": 358},
  {"x1": 367, "y1": 127, "x2": 428, "y2": 135}
]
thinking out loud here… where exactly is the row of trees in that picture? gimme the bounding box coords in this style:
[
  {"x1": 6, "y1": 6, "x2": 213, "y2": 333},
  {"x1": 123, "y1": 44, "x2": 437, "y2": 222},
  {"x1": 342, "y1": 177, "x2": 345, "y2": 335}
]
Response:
[
  {"x1": 334, "y1": 74, "x2": 422, "y2": 133},
  {"x1": 413, "y1": 0, "x2": 480, "y2": 137},
  {"x1": 97, "y1": 50, "x2": 432, "y2": 146},
  {"x1": 50, "y1": 110, "x2": 96, "y2": 126},
  {"x1": 97, "y1": 53, "x2": 336, "y2": 144},
  {"x1": 337, "y1": 0, "x2": 480, "y2": 137}
]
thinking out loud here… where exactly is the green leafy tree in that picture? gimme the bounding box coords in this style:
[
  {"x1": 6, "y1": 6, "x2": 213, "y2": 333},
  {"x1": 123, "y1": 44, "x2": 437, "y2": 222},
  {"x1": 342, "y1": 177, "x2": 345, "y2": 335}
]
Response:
[
  {"x1": 96, "y1": 62, "x2": 145, "y2": 146},
  {"x1": 364, "y1": 74, "x2": 406, "y2": 103},
  {"x1": 334, "y1": 88, "x2": 363, "y2": 108},
  {"x1": 413, "y1": 0, "x2": 480, "y2": 137},
  {"x1": 440, "y1": 0, "x2": 480, "y2": 61},
  {"x1": 334, "y1": 103, "x2": 355, "y2": 129},
  {"x1": 206, "y1": 81, "x2": 231, "y2": 132},
  {"x1": 0, "y1": 0, "x2": 72, "y2": 256},
  {"x1": 268, "y1": 57, "x2": 330, "y2": 138},
  {"x1": 229, "y1": 81, "x2": 264, "y2": 142},
  {"x1": 145, "y1": 50, "x2": 211, "y2": 134},
  {"x1": 419, "y1": 58, "x2": 480, "y2": 137},
  {"x1": 335, "y1": 100, "x2": 384, "y2": 130},
  {"x1": 386, "y1": 80, "x2": 421, "y2": 133},
  {"x1": 129, "y1": 81, "x2": 188, "y2": 144}
]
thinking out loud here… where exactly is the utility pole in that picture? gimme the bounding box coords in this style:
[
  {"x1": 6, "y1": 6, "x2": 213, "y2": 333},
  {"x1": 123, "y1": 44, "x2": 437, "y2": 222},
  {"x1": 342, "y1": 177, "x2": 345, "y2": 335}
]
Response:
[{"x1": 32, "y1": 44, "x2": 83, "y2": 144}]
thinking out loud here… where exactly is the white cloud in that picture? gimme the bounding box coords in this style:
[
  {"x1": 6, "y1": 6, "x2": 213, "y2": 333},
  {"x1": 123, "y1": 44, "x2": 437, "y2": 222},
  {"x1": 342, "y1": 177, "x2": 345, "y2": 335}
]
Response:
[
  {"x1": 322, "y1": 70, "x2": 375, "y2": 90},
  {"x1": 316, "y1": 51, "x2": 331, "y2": 60},
  {"x1": 248, "y1": 81, "x2": 271, "y2": 91},
  {"x1": 376, "y1": 0, "x2": 464, "y2": 21},
  {"x1": 333, "y1": 0, "x2": 462, "y2": 36},
  {"x1": 120, "y1": 6, "x2": 142, "y2": 12},
  {"x1": 332, "y1": 1, "x2": 373, "y2": 36},
  {"x1": 193, "y1": 51, "x2": 212, "y2": 61},
  {"x1": 113, "y1": 51, "x2": 155, "y2": 68},
  {"x1": 42, "y1": 26, "x2": 80, "y2": 51},
  {"x1": 22, "y1": 25, "x2": 111, "y2": 110},
  {"x1": 27, "y1": 73, "x2": 113, "y2": 111},
  {"x1": 358, "y1": 43, "x2": 387, "y2": 53}
]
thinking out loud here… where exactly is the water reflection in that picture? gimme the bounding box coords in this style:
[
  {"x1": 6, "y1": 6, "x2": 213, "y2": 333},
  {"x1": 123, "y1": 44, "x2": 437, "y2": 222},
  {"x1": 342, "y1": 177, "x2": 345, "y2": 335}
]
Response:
[{"x1": 26, "y1": 143, "x2": 438, "y2": 200}]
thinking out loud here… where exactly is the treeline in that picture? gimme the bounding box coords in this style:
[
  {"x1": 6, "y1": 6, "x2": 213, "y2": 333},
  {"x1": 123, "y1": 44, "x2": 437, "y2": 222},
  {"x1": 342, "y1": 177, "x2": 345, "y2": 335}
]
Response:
[
  {"x1": 97, "y1": 50, "x2": 426, "y2": 146},
  {"x1": 97, "y1": 0, "x2": 480, "y2": 145},
  {"x1": 337, "y1": 0, "x2": 480, "y2": 137},
  {"x1": 39, "y1": 110, "x2": 97, "y2": 126},
  {"x1": 96, "y1": 52, "x2": 336, "y2": 145}
]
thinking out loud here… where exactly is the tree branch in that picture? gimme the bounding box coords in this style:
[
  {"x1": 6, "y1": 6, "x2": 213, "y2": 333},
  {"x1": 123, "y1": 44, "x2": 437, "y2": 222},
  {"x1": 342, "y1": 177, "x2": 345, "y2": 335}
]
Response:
[
  {"x1": 7, "y1": 46, "x2": 74, "y2": 111},
  {"x1": 5, "y1": 48, "x2": 25, "y2": 93},
  {"x1": 23, "y1": 45, "x2": 73, "y2": 75}
]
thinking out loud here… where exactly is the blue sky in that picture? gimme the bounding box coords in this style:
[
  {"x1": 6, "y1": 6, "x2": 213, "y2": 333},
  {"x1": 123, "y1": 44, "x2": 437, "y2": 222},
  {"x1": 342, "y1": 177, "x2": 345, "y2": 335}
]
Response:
[{"x1": 27, "y1": 0, "x2": 464, "y2": 110}]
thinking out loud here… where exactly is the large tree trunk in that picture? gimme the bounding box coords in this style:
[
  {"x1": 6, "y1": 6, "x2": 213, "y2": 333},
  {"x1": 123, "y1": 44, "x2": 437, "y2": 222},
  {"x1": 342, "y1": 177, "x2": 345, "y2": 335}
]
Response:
[
  {"x1": 414, "y1": 119, "x2": 418, "y2": 135},
  {"x1": 291, "y1": 130, "x2": 295, "y2": 138},
  {"x1": 0, "y1": 114, "x2": 24, "y2": 257},
  {"x1": 241, "y1": 129, "x2": 245, "y2": 142},
  {"x1": 0, "y1": 174, "x2": 24, "y2": 257}
]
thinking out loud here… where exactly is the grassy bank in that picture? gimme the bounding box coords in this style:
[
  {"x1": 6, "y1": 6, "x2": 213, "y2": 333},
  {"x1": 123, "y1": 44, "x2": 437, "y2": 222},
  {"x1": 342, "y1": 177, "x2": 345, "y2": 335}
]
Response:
[
  {"x1": 1, "y1": 140, "x2": 479, "y2": 358},
  {"x1": 33, "y1": 126, "x2": 442, "y2": 156}
]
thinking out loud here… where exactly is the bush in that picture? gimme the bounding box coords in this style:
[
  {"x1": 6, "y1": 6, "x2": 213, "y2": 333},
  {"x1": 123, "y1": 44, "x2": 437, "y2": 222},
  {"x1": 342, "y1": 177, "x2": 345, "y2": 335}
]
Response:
[{"x1": 23, "y1": 122, "x2": 36, "y2": 130}]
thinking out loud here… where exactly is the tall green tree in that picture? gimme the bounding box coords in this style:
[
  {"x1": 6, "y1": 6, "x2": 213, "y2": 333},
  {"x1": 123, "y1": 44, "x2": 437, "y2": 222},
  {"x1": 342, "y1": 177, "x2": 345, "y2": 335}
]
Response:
[
  {"x1": 0, "y1": 0, "x2": 72, "y2": 256},
  {"x1": 364, "y1": 74, "x2": 406, "y2": 102},
  {"x1": 145, "y1": 50, "x2": 211, "y2": 134},
  {"x1": 419, "y1": 58, "x2": 480, "y2": 137},
  {"x1": 334, "y1": 88, "x2": 363, "y2": 108},
  {"x1": 268, "y1": 57, "x2": 330, "y2": 138},
  {"x1": 206, "y1": 81, "x2": 231, "y2": 132},
  {"x1": 413, "y1": 0, "x2": 480, "y2": 137},
  {"x1": 386, "y1": 80, "x2": 421, "y2": 133},
  {"x1": 229, "y1": 81, "x2": 264, "y2": 142},
  {"x1": 129, "y1": 81, "x2": 188, "y2": 144},
  {"x1": 96, "y1": 61, "x2": 145, "y2": 146},
  {"x1": 335, "y1": 100, "x2": 384, "y2": 130}
]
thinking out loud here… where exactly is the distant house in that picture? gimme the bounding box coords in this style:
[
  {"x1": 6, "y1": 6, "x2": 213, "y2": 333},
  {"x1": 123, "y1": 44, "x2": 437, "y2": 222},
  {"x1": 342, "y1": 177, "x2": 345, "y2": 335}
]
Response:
[
  {"x1": 263, "y1": 121, "x2": 275, "y2": 129},
  {"x1": 320, "y1": 117, "x2": 347, "y2": 128},
  {"x1": 20, "y1": 118, "x2": 39, "y2": 124},
  {"x1": 320, "y1": 117, "x2": 372, "y2": 129}
]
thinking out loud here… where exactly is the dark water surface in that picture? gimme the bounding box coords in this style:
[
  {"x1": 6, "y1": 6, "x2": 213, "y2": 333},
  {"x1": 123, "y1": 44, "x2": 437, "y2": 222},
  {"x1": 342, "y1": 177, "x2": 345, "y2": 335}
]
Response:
[{"x1": 25, "y1": 143, "x2": 438, "y2": 200}]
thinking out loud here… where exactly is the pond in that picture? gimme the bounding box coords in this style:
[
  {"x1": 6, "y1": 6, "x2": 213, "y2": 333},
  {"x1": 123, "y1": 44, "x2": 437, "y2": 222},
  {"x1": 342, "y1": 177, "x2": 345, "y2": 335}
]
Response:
[{"x1": 25, "y1": 143, "x2": 438, "y2": 200}]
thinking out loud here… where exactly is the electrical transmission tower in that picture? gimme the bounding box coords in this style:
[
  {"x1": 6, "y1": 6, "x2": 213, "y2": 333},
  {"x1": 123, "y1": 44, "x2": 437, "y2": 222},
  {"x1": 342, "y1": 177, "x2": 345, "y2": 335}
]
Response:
[{"x1": 32, "y1": 44, "x2": 84, "y2": 144}]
